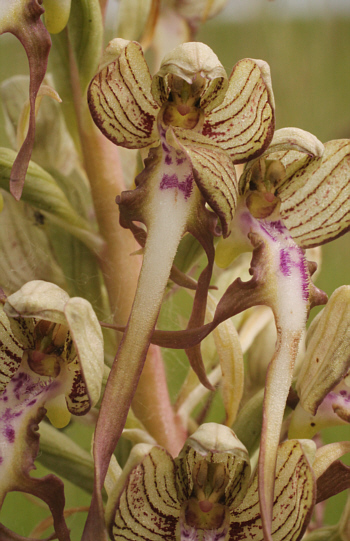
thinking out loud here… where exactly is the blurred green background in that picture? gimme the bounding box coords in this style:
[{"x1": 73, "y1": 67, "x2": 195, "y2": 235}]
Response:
[{"x1": 0, "y1": 1, "x2": 349, "y2": 538}]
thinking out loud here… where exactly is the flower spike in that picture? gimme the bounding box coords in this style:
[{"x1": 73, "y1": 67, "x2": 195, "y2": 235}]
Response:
[{"x1": 85, "y1": 40, "x2": 275, "y2": 540}]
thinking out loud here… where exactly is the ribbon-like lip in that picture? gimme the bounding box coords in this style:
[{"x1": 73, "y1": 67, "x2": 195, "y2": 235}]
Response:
[{"x1": 0, "y1": 0, "x2": 51, "y2": 200}]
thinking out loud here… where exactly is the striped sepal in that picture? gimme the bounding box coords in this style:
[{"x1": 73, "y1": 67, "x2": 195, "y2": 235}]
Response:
[
  {"x1": 88, "y1": 41, "x2": 159, "y2": 149},
  {"x1": 175, "y1": 424, "x2": 251, "y2": 509},
  {"x1": 230, "y1": 440, "x2": 316, "y2": 541},
  {"x1": 173, "y1": 128, "x2": 238, "y2": 238},
  {"x1": 0, "y1": 307, "x2": 34, "y2": 393},
  {"x1": 111, "y1": 447, "x2": 180, "y2": 541},
  {"x1": 279, "y1": 140, "x2": 350, "y2": 248},
  {"x1": 202, "y1": 59, "x2": 275, "y2": 164}
]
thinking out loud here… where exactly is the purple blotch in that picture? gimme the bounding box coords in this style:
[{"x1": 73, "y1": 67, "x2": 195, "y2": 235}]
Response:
[
  {"x1": 279, "y1": 249, "x2": 292, "y2": 277},
  {"x1": 176, "y1": 156, "x2": 185, "y2": 166},
  {"x1": 4, "y1": 426, "x2": 15, "y2": 443},
  {"x1": 160, "y1": 173, "x2": 193, "y2": 200},
  {"x1": 165, "y1": 154, "x2": 172, "y2": 165},
  {"x1": 162, "y1": 142, "x2": 169, "y2": 153},
  {"x1": 340, "y1": 390, "x2": 347, "y2": 396},
  {"x1": 298, "y1": 257, "x2": 310, "y2": 302}
]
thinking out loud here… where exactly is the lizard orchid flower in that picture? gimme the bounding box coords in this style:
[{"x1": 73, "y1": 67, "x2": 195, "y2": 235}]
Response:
[
  {"x1": 214, "y1": 131, "x2": 350, "y2": 540},
  {"x1": 289, "y1": 285, "x2": 350, "y2": 438},
  {"x1": 105, "y1": 423, "x2": 316, "y2": 541},
  {"x1": 0, "y1": 280, "x2": 104, "y2": 540},
  {"x1": 148, "y1": 129, "x2": 350, "y2": 540},
  {"x1": 85, "y1": 39, "x2": 275, "y2": 538}
]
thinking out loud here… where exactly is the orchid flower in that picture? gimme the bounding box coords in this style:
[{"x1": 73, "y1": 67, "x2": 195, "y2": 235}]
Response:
[
  {"x1": 146, "y1": 128, "x2": 350, "y2": 539},
  {"x1": 0, "y1": 280, "x2": 104, "y2": 540},
  {"x1": 105, "y1": 422, "x2": 317, "y2": 541},
  {"x1": 85, "y1": 39, "x2": 275, "y2": 538},
  {"x1": 213, "y1": 131, "x2": 350, "y2": 539},
  {"x1": 289, "y1": 285, "x2": 350, "y2": 438}
]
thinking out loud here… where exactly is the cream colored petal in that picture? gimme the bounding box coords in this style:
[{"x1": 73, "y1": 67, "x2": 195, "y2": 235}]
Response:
[
  {"x1": 230, "y1": 440, "x2": 316, "y2": 541},
  {"x1": 203, "y1": 58, "x2": 275, "y2": 163},
  {"x1": 0, "y1": 305, "x2": 26, "y2": 393},
  {"x1": 171, "y1": 127, "x2": 238, "y2": 237},
  {"x1": 151, "y1": 41, "x2": 227, "y2": 111},
  {"x1": 88, "y1": 40, "x2": 159, "y2": 149},
  {"x1": 107, "y1": 445, "x2": 180, "y2": 541},
  {"x1": 279, "y1": 139, "x2": 350, "y2": 248},
  {"x1": 64, "y1": 297, "x2": 104, "y2": 409},
  {"x1": 296, "y1": 286, "x2": 350, "y2": 415},
  {"x1": 239, "y1": 128, "x2": 324, "y2": 195},
  {"x1": 4, "y1": 280, "x2": 69, "y2": 325}
]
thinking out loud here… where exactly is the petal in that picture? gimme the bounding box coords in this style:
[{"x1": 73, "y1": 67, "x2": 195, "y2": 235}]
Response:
[
  {"x1": 151, "y1": 41, "x2": 228, "y2": 111},
  {"x1": 4, "y1": 280, "x2": 70, "y2": 325},
  {"x1": 88, "y1": 39, "x2": 159, "y2": 149},
  {"x1": 175, "y1": 423, "x2": 251, "y2": 509},
  {"x1": 289, "y1": 381, "x2": 350, "y2": 439},
  {"x1": 230, "y1": 440, "x2": 316, "y2": 541},
  {"x1": 0, "y1": 359, "x2": 70, "y2": 540},
  {"x1": 107, "y1": 445, "x2": 180, "y2": 541},
  {"x1": 0, "y1": 0, "x2": 51, "y2": 200},
  {"x1": 171, "y1": 127, "x2": 238, "y2": 237},
  {"x1": 0, "y1": 305, "x2": 28, "y2": 393},
  {"x1": 239, "y1": 128, "x2": 324, "y2": 195},
  {"x1": 279, "y1": 139, "x2": 350, "y2": 248},
  {"x1": 64, "y1": 297, "x2": 104, "y2": 411},
  {"x1": 202, "y1": 58, "x2": 275, "y2": 163},
  {"x1": 296, "y1": 286, "x2": 350, "y2": 415}
]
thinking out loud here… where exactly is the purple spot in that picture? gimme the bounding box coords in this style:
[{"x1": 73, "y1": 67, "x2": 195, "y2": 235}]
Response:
[
  {"x1": 279, "y1": 249, "x2": 292, "y2": 276},
  {"x1": 162, "y1": 142, "x2": 169, "y2": 153},
  {"x1": 160, "y1": 173, "x2": 193, "y2": 200},
  {"x1": 270, "y1": 220, "x2": 286, "y2": 235},
  {"x1": 340, "y1": 390, "x2": 347, "y2": 396},
  {"x1": 165, "y1": 154, "x2": 172, "y2": 165},
  {"x1": 4, "y1": 426, "x2": 15, "y2": 443},
  {"x1": 2, "y1": 395, "x2": 8, "y2": 402},
  {"x1": 27, "y1": 399, "x2": 37, "y2": 406},
  {"x1": 298, "y1": 257, "x2": 310, "y2": 302},
  {"x1": 176, "y1": 156, "x2": 185, "y2": 166}
]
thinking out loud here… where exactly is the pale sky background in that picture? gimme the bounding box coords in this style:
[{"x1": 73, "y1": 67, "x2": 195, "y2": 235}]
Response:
[{"x1": 219, "y1": 0, "x2": 350, "y2": 20}]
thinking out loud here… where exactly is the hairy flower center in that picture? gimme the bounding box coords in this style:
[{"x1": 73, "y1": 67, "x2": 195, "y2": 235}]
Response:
[
  {"x1": 162, "y1": 76, "x2": 204, "y2": 130},
  {"x1": 26, "y1": 320, "x2": 68, "y2": 377},
  {"x1": 183, "y1": 460, "x2": 229, "y2": 530},
  {"x1": 246, "y1": 158, "x2": 284, "y2": 219}
]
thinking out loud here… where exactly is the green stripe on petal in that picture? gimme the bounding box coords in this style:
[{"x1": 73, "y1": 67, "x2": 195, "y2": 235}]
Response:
[
  {"x1": 88, "y1": 39, "x2": 159, "y2": 149},
  {"x1": 279, "y1": 139, "x2": 350, "y2": 248},
  {"x1": 110, "y1": 446, "x2": 179, "y2": 541},
  {"x1": 230, "y1": 440, "x2": 316, "y2": 541},
  {"x1": 202, "y1": 58, "x2": 275, "y2": 164}
]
